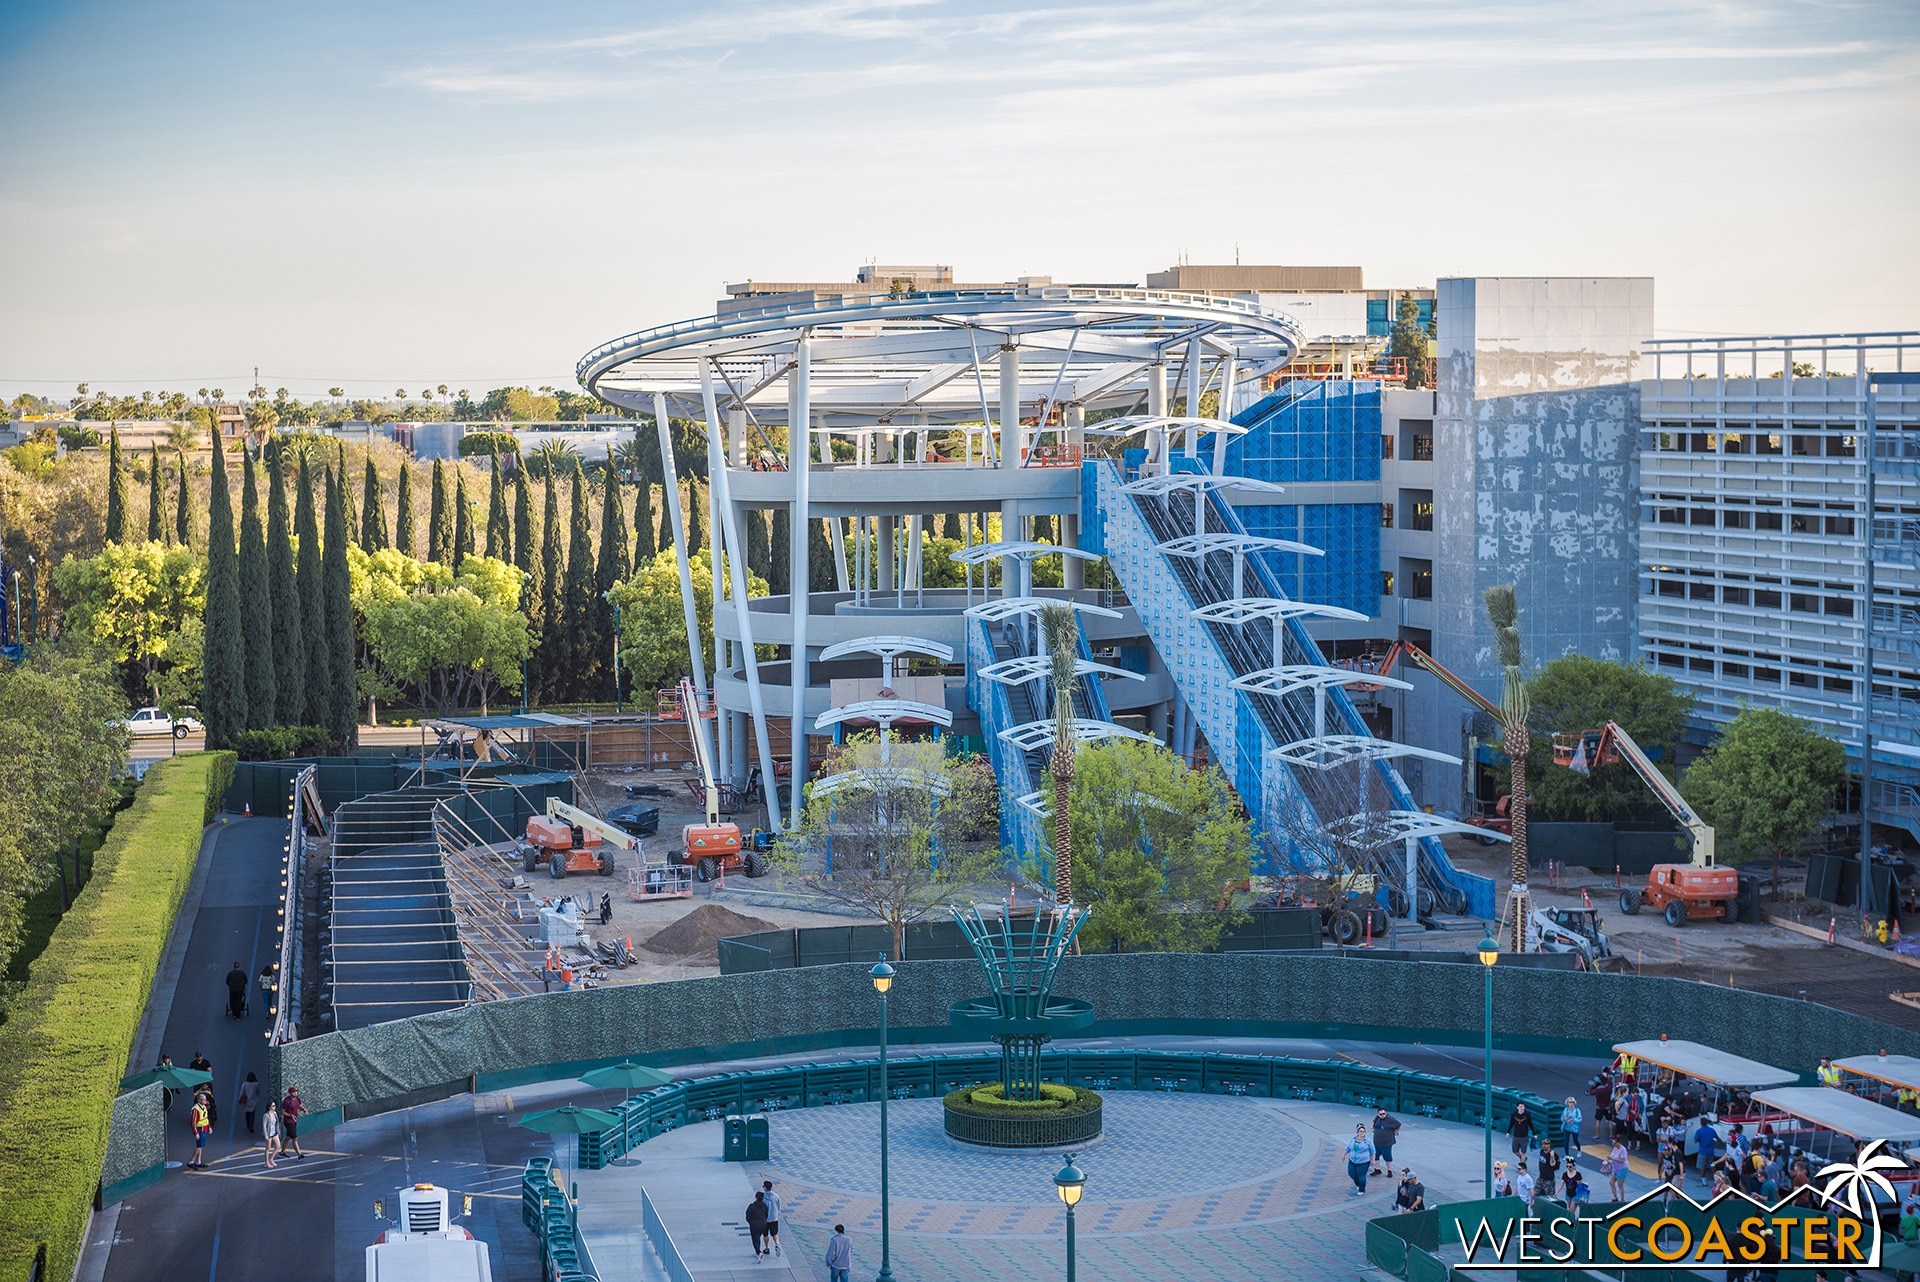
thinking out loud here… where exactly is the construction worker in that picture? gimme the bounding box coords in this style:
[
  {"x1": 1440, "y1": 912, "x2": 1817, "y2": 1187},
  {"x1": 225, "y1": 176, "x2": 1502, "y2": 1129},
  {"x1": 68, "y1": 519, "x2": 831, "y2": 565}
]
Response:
[
  {"x1": 1896, "y1": 1086, "x2": 1919, "y2": 1113},
  {"x1": 1617, "y1": 1051, "x2": 1639, "y2": 1081},
  {"x1": 1817, "y1": 1058, "x2": 1842, "y2": 1088}
]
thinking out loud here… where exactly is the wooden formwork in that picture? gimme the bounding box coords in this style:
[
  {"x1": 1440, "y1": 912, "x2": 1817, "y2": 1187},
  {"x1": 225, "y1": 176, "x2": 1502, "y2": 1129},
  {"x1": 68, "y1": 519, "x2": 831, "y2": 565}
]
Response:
[{"x1": 528, "y1": 718, "x2": 702, "y2": 771}]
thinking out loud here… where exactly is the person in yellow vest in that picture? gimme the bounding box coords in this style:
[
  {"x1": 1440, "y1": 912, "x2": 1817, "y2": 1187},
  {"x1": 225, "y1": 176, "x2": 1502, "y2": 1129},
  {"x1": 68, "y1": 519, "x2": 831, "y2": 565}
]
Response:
[
  {"x1": 1897, "y1": 1086, "x2": 1919, "y2": 1113},
  {"x1": 1817, "y1": 1058, "x2": 1842, "y2": 1088},
  {"x1": 1618, "y1": 1052, "x2": 1639, "y2": 1080},
  {"x1": 188, "y1": 1092, "x2": 212, "y2": 1169}
]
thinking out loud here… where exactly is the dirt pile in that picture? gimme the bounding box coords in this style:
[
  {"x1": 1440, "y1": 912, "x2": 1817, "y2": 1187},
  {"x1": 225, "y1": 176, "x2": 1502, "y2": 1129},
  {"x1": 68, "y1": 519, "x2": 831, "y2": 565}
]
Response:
[{"x1": 641, "y1": 903, "x2": 778, "y2": 963}]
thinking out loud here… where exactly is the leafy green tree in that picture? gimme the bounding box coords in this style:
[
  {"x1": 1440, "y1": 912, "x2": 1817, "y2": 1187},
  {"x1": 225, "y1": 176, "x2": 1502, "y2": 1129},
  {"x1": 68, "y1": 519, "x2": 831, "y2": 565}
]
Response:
[
  {"x1": 633, "y1": 479, "x2": 656, "y2": 562},
  {"x1": 200, "y1": 434, "x2": 244, "y2": 747},
  {"x1": 294, "y1": 455, "x2": 331, "y2": 726},
  {"x1": 610, "y1": 548, "x2": 769, "y2": 691},
  {"x1": 1388, "y1": 292, "x2": 1432, "y2": 389},
  {"x1": 322, "y1": 469, "x2": 357, "y2": 747},
  {"x1": 104, "y1": 426, "x2": 129, "y2": 543},
  {"x1": 266, "y1": 442, "x2": 304, "y2": 725},
  {"x1": 51, "y1": 543, "x2": 207, "y2": 699},
  {"x1": 427, "y1": 458, "x2": 451, "y2": 566},
  {"x1": 562, "y1": 466, "x2": 597, "y2": 697},
  {"x1": 1058, "y1": 738, "x2": 1251, "y2": 952},
  {"x1": 238, "y1": 451, "x2": 276, "y2": 730},
  {"x1": 174, "y1": 449, "x2": 195, "y2": 547},
  {"x1": 145, "y1": 444, "x2": 166, "y2": 543},
  {"x1": 485, "y1": 454, "x2": 509, "y2": 559},
  {"x1": 361, "y1": 457, "x2": 388, "y2": 552},
  {"x1": 394, "y1": 461, "x2": 416, "y2": 557},
  {"x1": 769, "y1": 508, "x2": 789, "y2": 595},
  {"x1": 1681, "y1": 708, "x2": 1849, "y2": 896},
  {"x1": 776, "y1": 733, "x2": 1002, "y2": 955},
  {"x1": 336, "y1": 443, "x2": 358, "y2": 547},
  {"x1": 1524, "y1": 656, "x2": 1694, "y2": 822},
  {"x1": 526, "y1": 438, "x2": 580, "y2": 478},
  {"x1": 453, "y1": 470, "x2": 473, "y2": 569},
  {"x1": 809, "y1": 517, "x2": 835, "y2": 591},
  {"x1": 352, "y1": 549, "x2": 530, "y2": 717}
]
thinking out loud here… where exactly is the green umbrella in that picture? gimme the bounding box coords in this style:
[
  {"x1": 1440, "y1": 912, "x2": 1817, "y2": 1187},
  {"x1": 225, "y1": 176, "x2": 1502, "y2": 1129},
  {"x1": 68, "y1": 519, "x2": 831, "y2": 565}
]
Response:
[
  {"x1": 1882, "y1": 1240, "x2": 1920, "y2": 1274},
  {"x1": 579, "y1": 1062, "x2": 675, "y2": 1101},
  {"x1": 519, "y1": 1105, "x2": 622, "y2": 1187},
  {"x1": 121, "y1": 1064, "x2": 213, "y2": 1092}
]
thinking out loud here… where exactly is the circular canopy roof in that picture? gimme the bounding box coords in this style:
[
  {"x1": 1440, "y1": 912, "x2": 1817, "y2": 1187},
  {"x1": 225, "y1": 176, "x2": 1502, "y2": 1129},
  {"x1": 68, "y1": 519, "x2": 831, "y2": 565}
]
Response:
[{"x1": 578, "y1": 287, "x2": 1301, "y2": 426}]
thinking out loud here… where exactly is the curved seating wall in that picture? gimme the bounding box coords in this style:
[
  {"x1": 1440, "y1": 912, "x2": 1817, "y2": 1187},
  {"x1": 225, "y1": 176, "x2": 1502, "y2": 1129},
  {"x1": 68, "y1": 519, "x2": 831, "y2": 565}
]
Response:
[
  {"x1": 269, "y1": 952, "x2": 1886, "y2": 1132},
  {"x1": 569, "y1": 1050, "x2": 1553, "y2": 1169}
]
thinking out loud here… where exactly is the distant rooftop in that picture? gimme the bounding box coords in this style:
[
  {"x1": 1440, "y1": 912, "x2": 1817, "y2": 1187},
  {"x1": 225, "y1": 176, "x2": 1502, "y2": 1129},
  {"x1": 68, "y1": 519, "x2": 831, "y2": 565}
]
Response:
[{"x1": 1145, "y1": 264, "x2": 1365, "y2": 293}]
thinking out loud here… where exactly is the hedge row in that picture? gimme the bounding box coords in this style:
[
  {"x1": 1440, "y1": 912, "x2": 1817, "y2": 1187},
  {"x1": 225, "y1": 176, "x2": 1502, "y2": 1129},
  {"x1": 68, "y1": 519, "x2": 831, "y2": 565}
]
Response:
[
  {"x1": 0, "y1": 751, "x2": 234, "y2": 1282},
  {"x1": 943, "y1": 1083, "x2": 1103, "y2": 1119}
]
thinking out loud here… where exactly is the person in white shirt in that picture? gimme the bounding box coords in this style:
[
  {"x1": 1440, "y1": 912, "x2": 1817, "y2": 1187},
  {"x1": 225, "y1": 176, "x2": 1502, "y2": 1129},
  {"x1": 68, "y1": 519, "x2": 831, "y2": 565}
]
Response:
[{"x1": 1515, "y1": 1159, "x2": 1535, "y2": 1204}]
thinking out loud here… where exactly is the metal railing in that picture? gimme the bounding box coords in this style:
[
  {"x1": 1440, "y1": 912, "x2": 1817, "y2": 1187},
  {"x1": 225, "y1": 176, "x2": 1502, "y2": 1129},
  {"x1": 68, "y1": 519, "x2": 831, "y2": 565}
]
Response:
[
  {"x1": 641, "y1": 1187, "x2": 694, "y2": 1282},
  {"x1": 943, "y1": 1099, "x2": 1104, "y2": 1148},
  {"x1": 270, "y1": 764, "x2": 315, "y2": 1046}
]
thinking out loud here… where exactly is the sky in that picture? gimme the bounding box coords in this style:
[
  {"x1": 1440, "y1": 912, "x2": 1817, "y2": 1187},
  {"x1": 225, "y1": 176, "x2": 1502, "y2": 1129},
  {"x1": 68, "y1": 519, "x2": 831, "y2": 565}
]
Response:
[{"x1": 1, "y1": 0, "x2": 1916, "y2": 400}]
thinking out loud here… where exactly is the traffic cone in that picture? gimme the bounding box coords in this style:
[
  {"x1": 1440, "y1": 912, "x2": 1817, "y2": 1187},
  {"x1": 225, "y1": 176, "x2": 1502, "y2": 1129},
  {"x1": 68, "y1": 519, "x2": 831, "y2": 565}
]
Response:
[{"x1": 244, "y1": 803, "x2": 252, "y2": 818}]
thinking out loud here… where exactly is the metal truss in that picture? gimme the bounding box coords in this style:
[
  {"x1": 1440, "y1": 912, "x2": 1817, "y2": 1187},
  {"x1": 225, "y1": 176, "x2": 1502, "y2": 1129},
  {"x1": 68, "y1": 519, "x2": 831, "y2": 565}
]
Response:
[
  {"x1": 1323, "y1": 810, "x2": 1511, "y2": 845},
  {"x1": 997, "y1": 719, "x2": 1153, "y2": 753},
  {"x1": 1190, "y1": 599, "x2": 1366, "y2": 626},
  {"x1": 964, "y1": 598, "x2": 1123, "y2": 624},
  {"x1": 1159, "y1": 532, "x2": 1322, "y2": 560},
  {"x1": 1268, "y1": 735, "x2": 1462, "y2": 772}
]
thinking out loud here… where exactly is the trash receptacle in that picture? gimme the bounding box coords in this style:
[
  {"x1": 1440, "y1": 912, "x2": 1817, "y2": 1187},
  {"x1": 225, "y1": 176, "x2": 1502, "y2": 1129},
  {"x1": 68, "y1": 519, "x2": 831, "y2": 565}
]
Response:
[
  {"x1": 722, "y1": 1115, "x2": 747, "y2": 1161},
  {"x1": 745, "y1": 1113, "x2": 769, "y2": 1161}
]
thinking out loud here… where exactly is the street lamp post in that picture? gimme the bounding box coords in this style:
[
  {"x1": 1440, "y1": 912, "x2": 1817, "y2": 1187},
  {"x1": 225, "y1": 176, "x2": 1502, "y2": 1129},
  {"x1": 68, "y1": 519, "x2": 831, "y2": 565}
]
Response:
[
  {"x1": 870, "y1": 956, "x2": 896, "y2": 1282},
  {"x1": 1478, "y1": 934, "x2": 1499, "y2": 1193},
  {"x1": 1053, "y1": 1156, "x2": 1085, "y2": 1282}
]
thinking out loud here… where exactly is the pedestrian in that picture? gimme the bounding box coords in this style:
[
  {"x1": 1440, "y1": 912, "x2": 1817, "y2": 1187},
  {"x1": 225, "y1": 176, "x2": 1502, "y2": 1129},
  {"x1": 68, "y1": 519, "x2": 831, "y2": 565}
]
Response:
[
  {"x1": 1539, "y1": 1144, "x2": 1561, "y2": 1194},
  {"x1": 1817, "y1": 1057, "x2": 1841, "y2": 1088},
  {"x1": 761, "y1": 1180, "x2": 782, "y2": 1257},
  {"x1": 189, "y1": 1051, "x2": 216, "y2": 1124},
  {"x1": 258, "y1": 964, "x2": 274, "y2": 1009},
  {"x1": 1605, "y1": 1137, "x2": 1629, "y2": 1202},
  {"x1": 238, "y1": 1072, "x2": 261, "y2": 1134},
  {"x1": 1371, "y1": 1106, "x2": 1402, "y2": 1178},
  {"x1": 280, "y1": 1085, "x2": 306, "y2": 1160},
  {"x1": 188, "y1": 1092, "x2": 211, "y2": 1168},
  {"x1": 1570, "y1": 1171, "x2": 1591, "y2": 1214},
  {"x1": 1516, "y1": 1158, "x2": 1535, "y2": 1204},
  {"x1": 1560, "y1": 1157, "x2": 1581, "y2": 1205},
  {"x1": 1346, "y1": 1124, "x2": 1374, "y2": 1195},
  {"x1": 1560, "y1": 1096, "x2": 1584, "y2": 1152},
  {"x1": 824, "y1": 1224, "x2": 852, "y2": 1282},
  {"x1": 157, "y1": 1053, "x2": 176, "y2": 1113},
  {"x1": 260, "y1": 1092, "x2": 281, "y2": 1169},
  {"x1": 1492, "y1": 1160, "x2": 1514, "y2": 1198},
  {"x1": 1395, "y1": 1171, "x2": 1426, "y2": 1213},
  {"x1": 1693, "y1": 1116, "x2": 1719, "y2": 1186},
  {"x1": 1506, "y1": 1102, "x2": 1535, "y2": 1158},
  {"x1": 225, "y1": 961, "x2": 249, "y2": 1018},
  {"x1": 745, "y1": 1191, "x2": 770, "y2": 1261}
]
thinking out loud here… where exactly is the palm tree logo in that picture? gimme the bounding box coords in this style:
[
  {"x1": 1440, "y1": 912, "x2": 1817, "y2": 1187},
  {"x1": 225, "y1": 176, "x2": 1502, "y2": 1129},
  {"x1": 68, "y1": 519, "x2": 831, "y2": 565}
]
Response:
[{"x1": 1816, "y1": 1139, "x2": 1906, "y2": 1218}]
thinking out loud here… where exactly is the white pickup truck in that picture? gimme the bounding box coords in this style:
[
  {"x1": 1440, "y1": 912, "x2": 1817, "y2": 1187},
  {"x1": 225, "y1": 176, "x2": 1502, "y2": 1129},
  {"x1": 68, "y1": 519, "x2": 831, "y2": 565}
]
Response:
[{"x1": 115, "y1": 706, "x2": 203, "y2": 738}]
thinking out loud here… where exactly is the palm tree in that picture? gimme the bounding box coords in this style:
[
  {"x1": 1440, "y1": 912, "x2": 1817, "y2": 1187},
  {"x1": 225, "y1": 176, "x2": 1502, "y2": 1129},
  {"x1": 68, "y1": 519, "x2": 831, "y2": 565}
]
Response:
[
  {"x1": 329, "y1": 387, "x2": 344, "y2": 402},
  {"x1": 1038, "y1": 602, "x2": 1082, "y2": 905},
  {"x1": 529, "y1": 438, "x2": 581, "y2": 479},
  {"x1": 1483, "y1": 584, "x2": 1530, "y2": 950},
  {"x1": 437, "y1": 384, "x2": 449, "y2": 401},
  {"x1": 1816, "y1": 1140, "x2": 1904, "y2": 1217}
]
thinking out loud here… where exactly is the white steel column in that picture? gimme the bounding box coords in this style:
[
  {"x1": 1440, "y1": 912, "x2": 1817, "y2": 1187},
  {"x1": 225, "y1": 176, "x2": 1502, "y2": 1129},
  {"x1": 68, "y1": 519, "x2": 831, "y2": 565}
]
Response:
[
  {"x1": 654, "y1": 393, "x2": 710, "y2": 714},
  {"x1": 1212, "y1": 355, "x2": 1236, "y2": 474},
  {"x1": 728, "y1": 408, "x2": 747, "y2": 467},
  {"x1": 1000, "y1": 344, "x2": 1022, "y2": 468},
  {"x1": 1185, "y1": 336, "x2": 1204, "y2": 458},
  {"x1": 1063, "y1": 403, "x2": 1085, "y2": 591},
  {"x1": 787, "y1": 335, "x2": 811, "y2": 824},
  {"x1": 1148, "y1": 362, "x2": 1168, "y2": 471},
  {"x1": 701, "y1": 359, "x2": 783, "y2": 829}
]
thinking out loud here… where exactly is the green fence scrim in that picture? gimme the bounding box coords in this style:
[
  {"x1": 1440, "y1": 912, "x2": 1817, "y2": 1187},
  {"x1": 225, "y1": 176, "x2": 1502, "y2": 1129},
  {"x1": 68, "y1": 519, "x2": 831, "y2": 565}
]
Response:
[{"x1": 99, "y1": 1083, "x2": 165, "y2": 1205}]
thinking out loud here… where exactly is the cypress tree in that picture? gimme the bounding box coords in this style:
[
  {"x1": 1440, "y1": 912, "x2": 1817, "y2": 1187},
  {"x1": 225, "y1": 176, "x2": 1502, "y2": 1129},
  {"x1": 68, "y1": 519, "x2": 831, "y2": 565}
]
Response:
[
  {"x1": 770, "y1": 508, "x2": 790, "y2": 595},
  {"x1": 105, "y1": 426, "x2": 129, "y2": 543},
  {"x1": 295, "y1": 456, "x2": 331, "y2": 726},
  {"x1": 686, "y1": 481, "x2": 704, "y2": 552},
  {"x1": 361, "y1": 457, "x2": 389, "y2": 552},
  {"x1": 809, "y1": 518, "x2": 835, "y2": 591},
  {"x1": 322, "y1": 469, "x2": 358, "y2": 748},
  {"x1": 1034, "y1": 514, "x2": 1054, "y2": 542},
  {"x1": 267, "y1": 441, "x2": 304, "y2": 726},
  {"x1": 658, "y1": 500, "x2": 673, "y2": 557},
  {"x1": 513, "y1": 467, "x2": 533, "y2": 577},
  {"x1": 633, "y1": 479, "x2": 656, "y2": 564},
  {"x1": 238, "y1": 451, "x2": 277, "y2": 731},
  {"x1": 564, "y1": 467, "x2": 597, "y2": 697},
  {"x1": 746, "y1": 508, "x2": 771, "y2": 584},
  {"x1": 175, "y1": 449, "x2": 195, "y2": 547},
  {"x1": 486, "y1": 455, "x2": 509, "y2": 559},
  {"x1": 453, "y1": 470, "x2": 474, "y2": 568},
  {"x1": 395, "y1": 462, "x2": 417, "y2": 557},
  {"x1": 596, "y1": 471, "x2": 628, "y2": 589},
  {"x1": 200, "y1": 435, "x2": 244, "y2": 748},
  {"x1": 337, "y1": 443, "x2": 358, "y2": 547},
  {"x1": 537, "y1": 472, "x2": 563, "y2": 697},
  {"x1": 146, "y1": 444, "x2": 165, "y2": 543},
  {"x1": 427, "y1": 459, "x2": 451, "y2": 565}
]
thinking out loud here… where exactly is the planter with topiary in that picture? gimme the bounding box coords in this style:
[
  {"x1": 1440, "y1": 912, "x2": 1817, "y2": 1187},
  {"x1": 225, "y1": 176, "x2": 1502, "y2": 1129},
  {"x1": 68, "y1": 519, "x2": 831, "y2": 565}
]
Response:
[{"x1": 942, "y1": 1081, "x2": 1104, "y2": 1149}]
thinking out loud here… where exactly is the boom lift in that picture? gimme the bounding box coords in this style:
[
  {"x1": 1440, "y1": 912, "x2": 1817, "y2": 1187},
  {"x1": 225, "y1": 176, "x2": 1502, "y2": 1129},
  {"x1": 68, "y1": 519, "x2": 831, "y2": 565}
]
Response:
[
  {"x1": 523, "y1": 797, "x2": 631, "y2": 879},
  {"x1": 1552, "y1": 721, "x2": 1740, "y2": 927},
  {"x1": 1350, "y1": 640, "x2": 1513, "y2": 841},
  {"x1": 675, "y1": 678, "x2": 767, "y2": 883}
]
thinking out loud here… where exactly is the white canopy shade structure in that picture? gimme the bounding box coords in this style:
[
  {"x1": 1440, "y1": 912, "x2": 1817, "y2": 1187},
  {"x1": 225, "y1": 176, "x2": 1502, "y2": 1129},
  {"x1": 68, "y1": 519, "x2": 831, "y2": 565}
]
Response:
[
  {"x1": 977, "y1": 655, "x2": 1146, "y2": 688},
  {"x1": 1324, "y1": 810, "x2": 1512, "y2": 845},
  {"x1": 1192, "y1": 598, "x2": 1365, "y2": 626},
  {"x1": 948, "y1": 540, "x2": 1104, "y2": 567},
  {"x1": 1748, "y1": 1087, "x2": 1920, "y2": 1142},
  {"x1": 814, "y1": 698, "x2": 952, "y2": 765},
  {"x1": 1160, "y1": 532, "x2": 1323, "y2": 560},
  {"x1": 1232, "y1": 665, "x2": 1412, "y2": 698},
  {"x1": 817, "y1": 636, "x2": 954, "y2": 686},
  {"x1": 1121, "y1": 473, "x2": 1286, "y2": 541},
  {"x1": 809, "y1": 766, "x2": 953, "y2": 800},
  {"x1": 1270, "y1": 735, "x2": 1463, "y2": 772},
  {"x1": 1080, "y1": 414, "x2": 1251, "y2": 474},
  {"x1": 1836, "y1": 1053, "x2": 1920, "y2": 1093},
  {"x1": 998, "y1": 719, "x2": 1153, "y2": 753},
  {"x1": 964, "y1": 598, "x2": 1123, "y2": 624},
  {"x1": 1612, "y1": 1039, "x2": 1797, "y2": 1088}
]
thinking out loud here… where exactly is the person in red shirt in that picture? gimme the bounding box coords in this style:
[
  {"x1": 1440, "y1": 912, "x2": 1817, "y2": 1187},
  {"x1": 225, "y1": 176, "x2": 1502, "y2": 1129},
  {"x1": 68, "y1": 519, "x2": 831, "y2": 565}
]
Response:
[{"x1": 280, "y1": 1085, "x2": 306, "y2": 1160}]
